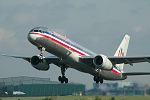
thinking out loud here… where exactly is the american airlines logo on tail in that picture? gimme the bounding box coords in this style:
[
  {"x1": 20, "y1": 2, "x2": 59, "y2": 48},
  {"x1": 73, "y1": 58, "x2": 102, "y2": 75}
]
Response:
[{"x1": 118, "y1": 48, "x2": 124, "y2": 57}]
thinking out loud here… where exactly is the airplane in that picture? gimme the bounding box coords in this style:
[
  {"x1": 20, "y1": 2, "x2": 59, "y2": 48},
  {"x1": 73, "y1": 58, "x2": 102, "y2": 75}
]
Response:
[
  {"x1": 2, "y1": 27, "x2": 150, "y2": 84},
  {"x1": 13, "y1": 91, "x2": 26, "y2": 95}
]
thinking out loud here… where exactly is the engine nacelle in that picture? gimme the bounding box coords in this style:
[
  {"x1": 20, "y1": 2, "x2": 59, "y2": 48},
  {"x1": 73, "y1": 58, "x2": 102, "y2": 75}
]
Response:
[
  {"x1": 93, "y1": 54, "x2": 113, "y2": 70},
  {"x1": 30, "y1": 56, "x2": 50, "y2": 71}
]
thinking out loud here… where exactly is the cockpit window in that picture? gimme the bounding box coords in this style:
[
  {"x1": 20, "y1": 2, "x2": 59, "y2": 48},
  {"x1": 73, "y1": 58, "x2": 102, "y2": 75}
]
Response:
[
  {"x1": 30, "y1": 29, "x2": 44, "y2": 33},
  {"x1": 30, "y1": 27, "x2": 52, "y2": 33},
  {"x1": 30, "y1": 29, "x2": 34, "y2": 32},
  {"x1": 34, "y1": 30, "x2": 39, "y2": 32},
  {"x1": 39, "y1": 30, "x2": 42, "y2": 33}
]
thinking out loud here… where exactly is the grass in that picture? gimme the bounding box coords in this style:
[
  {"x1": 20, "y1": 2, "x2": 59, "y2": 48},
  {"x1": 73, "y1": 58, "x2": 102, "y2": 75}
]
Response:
[{"x1": 1, "y1": 96, "x2": 150, "y2": 100}]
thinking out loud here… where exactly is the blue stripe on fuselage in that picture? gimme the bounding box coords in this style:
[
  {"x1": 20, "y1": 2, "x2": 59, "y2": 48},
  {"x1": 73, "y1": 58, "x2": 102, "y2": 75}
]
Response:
[
  {"x1": 114, "y1": 66, "x2": 122, "y2": 72},
  {"x1": 44, "y1": 31, "x2": 93, "y2": 56}
]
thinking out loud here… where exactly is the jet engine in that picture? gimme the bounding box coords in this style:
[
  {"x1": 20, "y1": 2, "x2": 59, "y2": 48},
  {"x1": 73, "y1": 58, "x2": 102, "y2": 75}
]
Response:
[
  {"x1": 93, "y1": 55, "x2": 113, "y2": 70},
  {"x1": 30, "y1": 56, "x2": 50, "y2": 71}
]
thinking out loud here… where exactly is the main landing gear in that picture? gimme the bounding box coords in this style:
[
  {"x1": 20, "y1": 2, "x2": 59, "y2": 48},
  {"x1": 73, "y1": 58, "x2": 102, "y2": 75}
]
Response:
[
  {"x1": 58, "y1": 64, "x2": 68, "y2": 83},
  {"x1": 94, "y1": 76, "x2": 103, "y2": 84},
  {"x1": 38, "y1": 47, "x2": 68, "y2": 83}
]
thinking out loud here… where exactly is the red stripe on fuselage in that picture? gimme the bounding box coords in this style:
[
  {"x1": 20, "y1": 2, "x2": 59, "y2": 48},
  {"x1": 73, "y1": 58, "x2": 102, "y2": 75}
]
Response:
[
  {"x1": 112, "y1": 69, "x2": 120, "y2": 75},
  {"x1": 29, "y1": 32, "x2": 86, "y2": 56}
]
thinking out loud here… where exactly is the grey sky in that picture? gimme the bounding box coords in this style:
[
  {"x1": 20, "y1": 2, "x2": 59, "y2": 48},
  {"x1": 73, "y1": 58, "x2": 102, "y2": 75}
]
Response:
[{"x1": 0, "y1": 0, "x2": 150, "y2": 90}]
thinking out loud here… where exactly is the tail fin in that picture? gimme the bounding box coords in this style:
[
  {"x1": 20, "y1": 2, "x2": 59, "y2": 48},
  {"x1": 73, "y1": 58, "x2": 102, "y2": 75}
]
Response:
[{"x1": 114, "y1": 34, "x2": 130, "y2": 70}]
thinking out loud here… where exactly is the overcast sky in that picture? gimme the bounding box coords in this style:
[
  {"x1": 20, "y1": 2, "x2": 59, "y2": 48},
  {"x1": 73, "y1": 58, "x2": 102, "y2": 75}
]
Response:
[{"x1": 0, "y1": 0, "x2": 150, "y2": 90}]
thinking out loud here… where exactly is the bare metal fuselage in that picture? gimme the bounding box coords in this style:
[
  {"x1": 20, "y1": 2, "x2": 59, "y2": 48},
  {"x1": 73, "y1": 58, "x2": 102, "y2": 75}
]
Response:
[{"x1": 30, "y1": 35, "x2": 127, "y2": 80}]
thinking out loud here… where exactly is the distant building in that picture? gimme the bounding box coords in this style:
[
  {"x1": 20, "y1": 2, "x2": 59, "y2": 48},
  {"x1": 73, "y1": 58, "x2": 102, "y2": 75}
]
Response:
[
  {"x1": 0, "y1": 76, "x2": 52, "y2": 86},
  {"x1": 87, "y1": 82, "x2": 147, "y2": 96},
  {"x1": 0, "y1": 82, "x2": 5, "y2": 87},
  {"x1": 0, "y1": 76, "x2": 85, "y2": 96},
  {"x1": 93, "y1": 82, "x2": 131, "y2": 90}
]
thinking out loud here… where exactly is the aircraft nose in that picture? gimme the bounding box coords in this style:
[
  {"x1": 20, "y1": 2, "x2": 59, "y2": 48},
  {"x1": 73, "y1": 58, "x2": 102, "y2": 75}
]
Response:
[{"x1": 27, "y1": 33, "x2": 37, "y2": 43}]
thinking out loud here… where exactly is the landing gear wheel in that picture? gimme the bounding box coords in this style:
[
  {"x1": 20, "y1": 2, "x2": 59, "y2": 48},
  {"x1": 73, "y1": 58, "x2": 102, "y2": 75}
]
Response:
[
  {"x1": 93, "y1": 76, "x2": 103, "y2": 84},
  {"x1": 96, "y1": 80, "x2": 99, "y2": 84},
  {"x1": 58, "y1": 76, "x2": 68, "y2": 83},
  {"x1": 100, "y1": 78, "x2": 103, "y2": 84},
  {"x1": 64, "y1": 78, "x2": 68, "y2": 83},
  {"x1": 61, "y1": 79, "x2": 64, "y2": 83},
  {"x1": 58, "y1": 76, "x2": 61, "y2": 81},
  {"x1": 94, "y1": 76, "x2": 98, "y2": 82}
]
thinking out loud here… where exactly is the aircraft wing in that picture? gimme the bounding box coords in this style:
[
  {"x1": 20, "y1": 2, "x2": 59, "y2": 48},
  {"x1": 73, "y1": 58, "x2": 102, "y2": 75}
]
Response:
[
  {"x1": 1, "y1": 54, "x2": 31, "y2": 62},
  {"x1": 80, "y1": 56, "x2": 150, "y2": 66},
  {"x1": 1, "y1": 54, "x2": 61, "y2": 66},
  {"x1": 3, "y1": 54, "x2": 150, "y2": 67}
]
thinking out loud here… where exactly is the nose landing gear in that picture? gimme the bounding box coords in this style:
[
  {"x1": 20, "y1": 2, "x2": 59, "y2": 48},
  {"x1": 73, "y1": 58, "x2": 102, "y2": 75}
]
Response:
[{"x1": 38, "y1": 47, "x2": 45, "y2": 62}]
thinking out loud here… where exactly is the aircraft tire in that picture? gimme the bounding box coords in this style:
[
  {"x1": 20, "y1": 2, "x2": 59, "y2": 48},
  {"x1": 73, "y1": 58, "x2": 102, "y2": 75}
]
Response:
[
  {"x1": 61, "y1": 80, "x2": 64, "y2": 83},
  {"x1": 65, "y1": 78, "x2": 68, "y2": 83},
  {"x1": 96, "y1": 80, "x2": 99, "y2": 84},
  {"x1": 94, "y1": 76, "x2": 103, "y2": 84},
  {"x1": 58, "y1": 76, "x2": 62, "y2": 81},
  {"x1": 100, "y1": 78, "x2": 103, "y2": 84},
  {"x1": 59, "y1": 76, "x2": 68, "y2": 83},
  {"x1": 93, "y1": 76, "x2": 97, "y2": 81}
]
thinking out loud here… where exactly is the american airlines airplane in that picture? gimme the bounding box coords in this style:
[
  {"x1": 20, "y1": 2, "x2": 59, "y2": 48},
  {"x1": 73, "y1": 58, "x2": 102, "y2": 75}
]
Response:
[{"x1": 2, "y1": 27, "x2": 150, "y2": 84}]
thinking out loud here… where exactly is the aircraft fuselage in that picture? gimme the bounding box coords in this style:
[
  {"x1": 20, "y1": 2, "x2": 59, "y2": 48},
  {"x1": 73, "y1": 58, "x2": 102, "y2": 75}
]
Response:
[{"x1": 28, "y1": 27, "x2": 127, "y2": 81}]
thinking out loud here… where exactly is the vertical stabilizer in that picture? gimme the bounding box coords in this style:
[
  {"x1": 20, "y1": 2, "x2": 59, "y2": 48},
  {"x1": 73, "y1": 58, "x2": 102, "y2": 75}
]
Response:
[{"x1": 114, "y1": 35, "x2": 130, "y2": 70}]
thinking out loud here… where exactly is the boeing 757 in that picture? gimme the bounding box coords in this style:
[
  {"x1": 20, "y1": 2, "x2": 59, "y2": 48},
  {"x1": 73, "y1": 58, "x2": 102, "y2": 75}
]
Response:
[{"x1": 2, "y1": 27, "x2": 150, "y2": 83}]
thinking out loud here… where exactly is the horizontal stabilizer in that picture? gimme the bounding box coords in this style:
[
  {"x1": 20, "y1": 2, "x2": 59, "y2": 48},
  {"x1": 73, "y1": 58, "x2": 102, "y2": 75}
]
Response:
[
  {"x1": 123, "y1": 72, "x2": 150, "y2": 76},
  {"x1": 109, "y1": 56, "x2": 150, "y2": 65}
]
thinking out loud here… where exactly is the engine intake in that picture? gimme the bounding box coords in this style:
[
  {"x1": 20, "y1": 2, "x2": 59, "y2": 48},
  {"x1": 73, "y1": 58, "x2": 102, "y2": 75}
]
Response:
[
  {"x1": 31, "y1": 56, "x2": 50, "y2": 71},
  {"x1": 93, "y1": 55, "x2": 113, "y2": 70}
]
